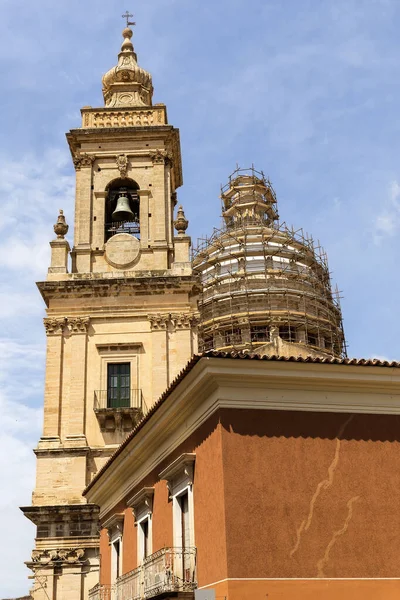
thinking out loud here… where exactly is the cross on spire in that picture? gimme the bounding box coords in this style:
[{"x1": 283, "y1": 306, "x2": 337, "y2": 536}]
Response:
[{"x1": 122, "y1": 10, "x2": 136, "y2": 27}]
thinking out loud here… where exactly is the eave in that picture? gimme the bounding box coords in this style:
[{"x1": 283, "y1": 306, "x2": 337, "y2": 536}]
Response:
[{"x1": 84, "y1": 352, "x2": 400, "y2": 517}]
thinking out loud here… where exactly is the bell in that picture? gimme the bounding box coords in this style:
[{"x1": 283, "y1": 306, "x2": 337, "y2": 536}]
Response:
[{"x1": 112, "y1": 192, "x2": 135, "y2": 222}]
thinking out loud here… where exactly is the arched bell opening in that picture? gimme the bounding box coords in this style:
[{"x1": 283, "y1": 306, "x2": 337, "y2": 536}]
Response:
[{"x1": 105, "y1": 178, "x2": 140, "y2": 242}]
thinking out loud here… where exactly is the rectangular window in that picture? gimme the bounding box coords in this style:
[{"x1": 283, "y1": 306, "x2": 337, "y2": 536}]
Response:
[
  {"x1": 177, "y1": 491, "x2": 192, "y2": 585},
  {"x1": 179, "y1": 492, "x2": 190, "y2": 550},
  {"x1": 138, "y1": 517, "x2": 151, "y2": 561},
  {"x1": 107, "y1": 363, "x2": 130, "y2": 408},
  {"x1": 112, "y1": 539, "x2": 121, "y2": 580}
]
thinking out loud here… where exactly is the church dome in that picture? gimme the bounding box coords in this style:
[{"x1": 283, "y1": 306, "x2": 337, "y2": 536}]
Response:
[
  {"x1": 193, "y1": 167, "x2": 346, "y2": 358},
  {"x1": 102, "y1": 26, "x2": 153, "y2": 108}
]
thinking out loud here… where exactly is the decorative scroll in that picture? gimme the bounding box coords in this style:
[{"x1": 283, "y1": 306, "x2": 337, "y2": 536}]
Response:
[
  {"x1": 73, "y1": 153, "x2": 95, "y2": 170},
  {"x1": 148, "y1": 314, "x2": 170, "y2": 330},
  {"x1": 43, "y1": 317, "x2": 66, "y2": 336},
  {"x1": 170, "y1": 313, "x2": 191, "y2": 330},
  {"x1": 31, "y1": 548, "x2": 85, "y2": 564},
  {"x1": 67, "y1": 317, "x2": 90, "y2": 334},
  {"x1": 149, "y1": 149, "x2": 173, "y2": 165}
]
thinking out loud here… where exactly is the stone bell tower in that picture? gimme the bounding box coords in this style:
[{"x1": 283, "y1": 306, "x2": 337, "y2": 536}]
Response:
[{"x1": 21, "y1": 20, "x2": 199, "y2": 600}]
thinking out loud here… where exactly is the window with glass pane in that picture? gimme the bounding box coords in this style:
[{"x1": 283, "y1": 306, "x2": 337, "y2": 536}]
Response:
[{"x1": 107, "y1": 363, "x2": 131, "y2": 408}]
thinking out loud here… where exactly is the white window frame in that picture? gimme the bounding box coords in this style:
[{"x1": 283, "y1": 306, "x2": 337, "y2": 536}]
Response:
[
  {"x1": 127, "y1": 487, "x2": 154, "y2": 564},
  {"x1": 159, "y1": 453, "x2": 196, "y2": 549},
  {"x1": 103, "y1": 513, "x2": 124, "y2": 584},
  {"x1": 96, "y1": 343, "x2": 143, "y2": 394}
]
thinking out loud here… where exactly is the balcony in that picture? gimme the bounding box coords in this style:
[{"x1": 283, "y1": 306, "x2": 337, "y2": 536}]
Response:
[
  {"x1": 89, "y1": 547, "x2": 197, "y2": 600},
  {"x1": 88, "y1": 584, "x2": 112, "y2": 600},
  {"x1": 94, "y1": 389, "x2": 147, "y2": 433}
]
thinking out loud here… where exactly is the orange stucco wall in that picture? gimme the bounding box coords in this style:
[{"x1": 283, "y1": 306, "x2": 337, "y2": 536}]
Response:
[
  {"x1": 152, "y1": 479, "x2": 173, "y2": 552},
  {"x1": 122, "y1": 507, "x2": 137, "y2": 574},
  {"x1": 99, "y1": 528, "x2": 111, "y2": 586},
  {"x1": 192, "y1": 418, "x2": 228, "y2": 586},
  {"x1": 219, "y1": 409, "x2": 400, "y2": 579},
  {"x1": 98, "y1": 407, "x2": 400, "y2": 593},
  {"x1": 204, "y1": 578, "x2": 400, "y2": 600}
]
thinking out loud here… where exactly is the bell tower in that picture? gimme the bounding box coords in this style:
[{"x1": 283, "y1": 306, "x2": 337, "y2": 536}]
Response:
[{"x1": 21, "y1": 20, "x2": 199, "y2": 600}]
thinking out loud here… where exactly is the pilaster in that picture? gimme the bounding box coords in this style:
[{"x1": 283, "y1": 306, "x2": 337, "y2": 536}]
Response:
[
  {"x1": 138, "y1": 189, "x2": 151, "y2": 246},
  {"x1": 73, "y1": 155, "x2": 95, "y2": 272},
  {"x1": 170, "y1": 313, "x2": 194, "y2": 381},
  {"x1": 148, "y1": 314, "x2": 170, "y2": 400},
  {"x1": 65, "y1": 317, "x2": 90, "y2": 447},
  {"x1": 40, "y1": 318, "x2": 66, "y2": 445}
]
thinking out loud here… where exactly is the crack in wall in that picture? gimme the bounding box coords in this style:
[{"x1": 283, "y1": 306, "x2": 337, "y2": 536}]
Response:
[
  {"x1": 290, "y1": 415, "x2": 353, "y2": 557},
  {"x1": 316, "y1": 495, "x2": 360, "y2": 577}
]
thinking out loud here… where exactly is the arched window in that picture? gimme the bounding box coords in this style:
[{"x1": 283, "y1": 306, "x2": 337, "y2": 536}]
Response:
[{"x1": 105, "y1": 178, "x2": 140, "y2": 241}]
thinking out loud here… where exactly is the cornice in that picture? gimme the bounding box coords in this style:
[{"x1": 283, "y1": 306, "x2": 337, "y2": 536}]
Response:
[
  {"x1": 37, "y1": 274, "x2": 200, "y2": 307},
  {"x1": 21, "y1": 504, "x2": 99, "y2": 525},
  {"x1": 85, "y1": 355, "x2": 400, "y2": 516}
]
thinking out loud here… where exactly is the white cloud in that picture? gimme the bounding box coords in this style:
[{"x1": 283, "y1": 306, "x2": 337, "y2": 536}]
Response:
[{"x1": 373, "y1": 180, "x2": 400, "y2": 244}]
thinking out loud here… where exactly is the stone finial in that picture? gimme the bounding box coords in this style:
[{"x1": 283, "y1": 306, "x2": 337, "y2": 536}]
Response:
[
  {"x1": 174, "y1": 205, "x2": 189, "y2": 235},
  {"x1": 102, "y1": 23, "x2": 153, "y2": 108},
  {"x1": 53, "y1": 209, "x2": 69, "y2": 239}
]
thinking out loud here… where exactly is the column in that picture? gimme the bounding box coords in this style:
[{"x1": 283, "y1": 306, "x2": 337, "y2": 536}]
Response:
[{"x1": 65, "y1": 317, "x2": 90, "y2": 447}]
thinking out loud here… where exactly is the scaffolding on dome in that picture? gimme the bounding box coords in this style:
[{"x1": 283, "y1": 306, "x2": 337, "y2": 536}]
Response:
[{"x1": 193, "y1": 168, "x2": 347, "y2": 358}]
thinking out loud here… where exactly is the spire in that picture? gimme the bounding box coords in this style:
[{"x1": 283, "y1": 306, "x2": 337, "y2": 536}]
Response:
[{"x1": 102, "y1": 18, "x2": 153, "y2": 108}]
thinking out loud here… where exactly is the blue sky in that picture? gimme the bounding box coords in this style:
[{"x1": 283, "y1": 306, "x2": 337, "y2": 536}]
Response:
[{"x1": 1, "y1": 0, "x2": 400, "y2": 595}]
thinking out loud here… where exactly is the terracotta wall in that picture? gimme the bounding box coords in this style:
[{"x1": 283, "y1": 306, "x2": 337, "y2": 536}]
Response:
[
  {"x1": 99, "y1": 528, "x2": 111, "y2": 585},
  {"x1": 122, "y1": 507, "x2": 136, "y2": 574},
  {"x1": 219, "y1": 409, "x2": 400, "y2": 579},
  {"x1": 111, "y1": 413, "x2": 228, "y2": 585},
  {"x1": 152, "y1": 479, "x2": 173, "y2": 552},
  {"x1": 204, "y1": 578, "x2": 400, "y2": 600},
  {"x1": 192, "y1": 418, "x2": 228, "y2": 586}
]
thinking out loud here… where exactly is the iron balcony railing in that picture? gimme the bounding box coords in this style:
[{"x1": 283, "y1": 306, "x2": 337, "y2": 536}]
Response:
[
  {"x1": 143, "y1": 547, "x2": 197, "y2": 597},
  {"x1": 94, "y1": 389, "x2": 146, "y2": 412},
  {"x1": 105, "y1": 221, "x2": 140, "y2": 240},
  {"x1": 88, "y1": 547, "x2": 197, "y2": 600}
]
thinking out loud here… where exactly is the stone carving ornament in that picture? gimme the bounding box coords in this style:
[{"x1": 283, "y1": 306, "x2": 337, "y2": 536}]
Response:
[
  {"x1": 44, "y1": 317, "x2": 66, "y2": 336},
  {"x1": 53, "y1": 209, "x2": 69, "y2": 239},
  {"x1": 170, "y1": 313, "x2": 191, "y2": 329},
  {"x1": 31, "y1": 548, "x2": 85, "y2": 564},
  {"x1": 149, "y1": 149, "x2": 172, "y2": 165},
  {"x1": 148, "y1": 314, "x2": 170, "y2": 330},
  {"x1": 67, "y1": 317, "x2": 90, "y2": 334},
  {"x1": 73, "y1": 153, "x2": 95, "y2": 170},
  {"x1": 116, "y1": 153, "x2": 129, "y2": 177}
]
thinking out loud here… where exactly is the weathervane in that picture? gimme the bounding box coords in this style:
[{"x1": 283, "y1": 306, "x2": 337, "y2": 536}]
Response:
[{"x1": 122, "y1": 10, "x2": 136, "y2": 27}]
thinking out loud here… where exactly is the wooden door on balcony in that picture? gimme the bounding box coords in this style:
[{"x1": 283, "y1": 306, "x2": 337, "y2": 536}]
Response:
[{"x1": 107, "y1": 363, "x2": 130, "y2": 408}]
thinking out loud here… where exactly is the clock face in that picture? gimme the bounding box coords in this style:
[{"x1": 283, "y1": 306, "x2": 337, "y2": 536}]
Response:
[{"x1": 105, "y1": 233, "x2": 140, "y2": 269}]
